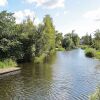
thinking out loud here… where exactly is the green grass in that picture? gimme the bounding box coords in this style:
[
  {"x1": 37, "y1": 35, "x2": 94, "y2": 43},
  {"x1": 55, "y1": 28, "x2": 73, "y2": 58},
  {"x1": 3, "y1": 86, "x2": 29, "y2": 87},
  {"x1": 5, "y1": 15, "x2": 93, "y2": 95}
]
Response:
[
  {"x1": 34, "y1": 53, "x2": 47, "y2": 63},
  {"x1": 95, "y1": 51, "x2": 100, "y2": 59},
  {"x1": 56, "y1": 47, "x2": 65, "y2": 51},
  {"x1": 89, "y1": 87, "x2": 100, "y2": 100},
  {"x1": 80, "y1": 45, "x2": 89, "y2": 49},
  {"x1": 84, "y1": 47, "x2": 100, "y2": 59},
  {"x1": 0, "y1": 59, "x2": 17, "y2": 68}
]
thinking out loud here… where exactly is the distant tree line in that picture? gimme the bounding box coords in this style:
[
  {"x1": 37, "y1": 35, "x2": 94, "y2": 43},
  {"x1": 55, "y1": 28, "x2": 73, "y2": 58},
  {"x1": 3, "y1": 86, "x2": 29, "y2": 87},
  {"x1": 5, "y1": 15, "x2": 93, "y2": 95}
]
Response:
[{"x1": 81, "y1": 29, "x2": 100, "y2": 50}]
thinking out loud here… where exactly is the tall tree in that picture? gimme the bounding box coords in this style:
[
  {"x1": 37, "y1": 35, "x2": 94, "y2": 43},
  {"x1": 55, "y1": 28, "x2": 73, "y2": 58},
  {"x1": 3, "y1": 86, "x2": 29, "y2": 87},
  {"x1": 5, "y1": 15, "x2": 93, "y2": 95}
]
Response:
[
  {"x1": 43, "y1": 15, "x2": 55, "y2": 53},
  {"x1": 0, "y1": 11, "x2": 20, "y2": 60},
  {"x1": 16, "y1": 17, "x2": 36, "y2": 62}
]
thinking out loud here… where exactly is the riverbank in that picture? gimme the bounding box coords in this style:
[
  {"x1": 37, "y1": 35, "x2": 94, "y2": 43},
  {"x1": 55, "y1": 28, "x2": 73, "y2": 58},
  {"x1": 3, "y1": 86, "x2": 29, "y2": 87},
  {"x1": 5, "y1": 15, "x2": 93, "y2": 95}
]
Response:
[
  {"x1": 0, "y1": 67, "x2": 20, "y2": 75},
  {"x1": 0, "y1": 59, "x2": 19, "y2": 75},
  {"x1": 0, "y1": 59, "x2": 17, "y2": 68},
  {"x1": 0, "y1": 49, "x2": 99, "y2": 100},
  {"x1": 89, "y1": 87, "x2": 100, "y2": 100},
  {"x1": 80, "y1": 45, "x2": 100, "y2": 59},
  {"x1": 85, "y1": 48, "x2": 100, "y2": 59}
]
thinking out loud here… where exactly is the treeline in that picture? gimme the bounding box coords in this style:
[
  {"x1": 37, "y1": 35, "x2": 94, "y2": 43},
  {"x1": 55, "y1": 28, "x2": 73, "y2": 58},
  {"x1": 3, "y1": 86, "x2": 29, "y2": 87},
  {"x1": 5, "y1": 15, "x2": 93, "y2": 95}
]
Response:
[
  {"x1": 0, "y1": 11, "x2": 56, "y2": 64},
  {"x1": 81, "y1": 30, "x2": 100, "y2": 58},
  {"x1": 0, "y1": 11, "x2": 80, "y2": 66},
  {"x1": 81, "y1": 30, "x2": 100, "y2": 50},
  {"x1": 55, "y1": 30, "x2": 80, "y2": 51}
]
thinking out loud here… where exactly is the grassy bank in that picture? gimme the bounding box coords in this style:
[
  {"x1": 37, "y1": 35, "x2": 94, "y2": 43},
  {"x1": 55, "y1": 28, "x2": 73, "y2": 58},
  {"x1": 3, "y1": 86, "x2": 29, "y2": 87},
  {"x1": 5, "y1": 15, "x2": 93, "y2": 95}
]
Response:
[
  {"x1": 0, "y1": 59, "x2": 17, "y2": 68},
  {"x1": 55, "y1": 47, "x2": 65, "y2": 51},
  {"x1": 85, "y1": 48, "x2": 100, "y2": 59},
  {"x1": 34, "y1": 53, "x2": 47, "y2": 64},
  {"x1": 80, "y1": 45, "x2": 89, "y2": 49},
  {"x1": 34, "y1": 49, "x2": 56, "y2": 63},
  {"x1": 89, "y1": 87, "x2": 100, "y2": 100},
  {"x1": 80, "y1": 45, "x2": 100, "y2": 59},
  {"x1": 85, "y1": 48, "x2": 96, "y2": 58}
]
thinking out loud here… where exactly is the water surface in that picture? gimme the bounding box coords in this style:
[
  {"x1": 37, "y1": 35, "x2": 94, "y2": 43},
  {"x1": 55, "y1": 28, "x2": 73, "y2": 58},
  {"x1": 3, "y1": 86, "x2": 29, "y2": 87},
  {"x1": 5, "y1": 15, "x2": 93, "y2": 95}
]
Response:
[{"x1": 0, "y1": 49, "x2": 100, "y2": 100}]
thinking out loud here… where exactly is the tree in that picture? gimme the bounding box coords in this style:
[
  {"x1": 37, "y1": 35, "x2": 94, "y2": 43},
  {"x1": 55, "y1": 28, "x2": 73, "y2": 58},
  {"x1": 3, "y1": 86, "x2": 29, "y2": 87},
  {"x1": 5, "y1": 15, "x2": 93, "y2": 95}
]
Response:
[
  {"x1": 43, "y1": 15, "x2": 56, "y2": 53},
  {"x1": 93, "y1": 29, "x2": 100, "y2": 50},
  {"x1": 34, "y1": 24, "x2": 47, "y2": 56},
  {"x1": 71, "y1": 31, "x2": 80, "y2": 47},
  {"x1": 94, "y1": 29, "x2": 100, "y2": 40},
  {"x1": 0, "y1": 11, "x2": 20, "y2": 60},
  {"x1": 62, "y1": 35, "x2": 73, "y2": 49},
  {"x1": 62, "y1": 31, "x2": 79, "y2": 49},
  {"x1": 17, "y1": 17, "x2": 36, "y2": 62},
  {"x1": 55, "y1": 31, "x2": 63, "y2": 48},
  {"x1": 81, "y1": 34, "x2": 90, "y2": 45}
]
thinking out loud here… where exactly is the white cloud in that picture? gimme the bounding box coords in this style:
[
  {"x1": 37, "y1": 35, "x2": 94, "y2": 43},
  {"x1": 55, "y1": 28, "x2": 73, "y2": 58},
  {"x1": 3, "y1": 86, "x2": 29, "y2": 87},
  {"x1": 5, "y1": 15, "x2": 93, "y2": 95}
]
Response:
[
  {"x1": 25, "y1": 0, "x2": 65, "y2": 9},
  {"x1": 83, "y1": 8, "x2": 100, "y2": 21},
  {"x1": 64, "y1": 11, "x2": 68, "y2": 15},
  {"x1": 25, "y1": 0, "x2": 45, "y2": 6},
  {"x1": 54, "y1": 18, "x2": 100, "y2": 37},
  {"x1": 0, "y1": 0, "x2": 7, "y2": 6},
  {"x1": 14, "y1": 9, "x2": 40, "y2": 25}
]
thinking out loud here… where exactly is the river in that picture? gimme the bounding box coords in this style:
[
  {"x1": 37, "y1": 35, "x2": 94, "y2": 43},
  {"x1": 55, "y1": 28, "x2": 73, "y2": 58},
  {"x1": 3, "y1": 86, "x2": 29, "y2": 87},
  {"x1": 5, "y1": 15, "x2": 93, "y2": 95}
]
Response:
[{"x1": 0, "y1": 49, "x2": 100, "y2": 100}]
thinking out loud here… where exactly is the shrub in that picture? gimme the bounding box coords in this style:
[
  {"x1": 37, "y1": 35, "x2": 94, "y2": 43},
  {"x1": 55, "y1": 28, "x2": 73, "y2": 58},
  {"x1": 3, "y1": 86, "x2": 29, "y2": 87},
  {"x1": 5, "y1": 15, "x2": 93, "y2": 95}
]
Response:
[
  {"x1": 34, "y1": 53, "x2": 47, "y2": 63},
  {"x1": 80, "y1": 45, "x2": 88, "y2": 49},
  {"x1": 85, "y1": 48, "x2": 96, "y2": 58},
  {"x1": 0, "y1": 59, "x2": 17, "y2": 68}
]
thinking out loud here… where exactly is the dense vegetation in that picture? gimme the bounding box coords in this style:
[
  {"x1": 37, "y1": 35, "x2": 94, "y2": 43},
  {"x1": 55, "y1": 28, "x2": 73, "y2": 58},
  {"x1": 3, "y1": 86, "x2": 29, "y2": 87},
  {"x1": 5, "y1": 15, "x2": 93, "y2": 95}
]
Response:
[
  {"x1": 0, "y1": 11, "x2": 80, "y2": 67},
  {"x1": 80, "y1": 32, "x2": 100, "y2": 100},
  {"x1": 0, "y1": 10, "x2": 100, "y2": 100},
  {"x1": 80, "y1": 30, "x2": 100, "y2": 59}
]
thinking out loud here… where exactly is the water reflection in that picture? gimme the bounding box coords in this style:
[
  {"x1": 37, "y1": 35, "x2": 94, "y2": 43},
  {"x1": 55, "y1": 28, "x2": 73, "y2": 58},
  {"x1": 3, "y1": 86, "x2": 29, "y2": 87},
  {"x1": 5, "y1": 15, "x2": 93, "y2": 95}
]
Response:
[{"x1": 0, "y1": 49, "x2": 100, "y2": 100}]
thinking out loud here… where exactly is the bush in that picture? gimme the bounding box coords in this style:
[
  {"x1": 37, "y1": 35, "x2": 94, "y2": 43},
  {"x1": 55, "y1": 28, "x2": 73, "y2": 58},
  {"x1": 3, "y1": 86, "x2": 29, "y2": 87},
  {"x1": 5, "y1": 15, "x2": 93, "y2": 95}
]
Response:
[
  {"x1": 80, "y1": 45, "x2": 88, "y2": 49},
  {"x1": 85, "y1": 48, "x2": 96, "y2": 58},
  {"x1": 0, "y1": 59, "x2": 17, "y2": 68},
  {"x1": 34, "y1": 53, "x2": 47, "y2": 63}
]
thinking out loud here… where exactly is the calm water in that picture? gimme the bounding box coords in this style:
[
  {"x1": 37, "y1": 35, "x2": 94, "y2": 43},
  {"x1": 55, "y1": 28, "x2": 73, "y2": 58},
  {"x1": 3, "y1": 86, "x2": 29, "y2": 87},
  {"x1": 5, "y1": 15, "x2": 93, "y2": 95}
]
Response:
[{"x1": 0, "y1": 49, "x2": 100, "y2": 100}]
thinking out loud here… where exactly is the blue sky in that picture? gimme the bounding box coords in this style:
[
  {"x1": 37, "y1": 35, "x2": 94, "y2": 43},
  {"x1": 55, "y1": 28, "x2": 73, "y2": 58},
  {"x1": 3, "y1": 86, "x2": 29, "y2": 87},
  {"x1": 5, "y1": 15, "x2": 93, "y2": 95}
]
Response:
[{"x1": 0, "y1": 0, "x2": 100, "y2": 37}]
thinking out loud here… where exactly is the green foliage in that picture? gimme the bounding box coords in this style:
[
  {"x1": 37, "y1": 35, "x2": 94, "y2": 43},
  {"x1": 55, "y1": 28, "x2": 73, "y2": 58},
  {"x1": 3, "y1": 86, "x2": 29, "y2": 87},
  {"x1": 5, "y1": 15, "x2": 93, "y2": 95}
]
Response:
[
  {"x1": 85, "y1": 48, "x2": 96, "y2": 58},
  {"x1": 34, "y1": 53, "x2": 47, "y2": 63},
  {"x1": 0, "y1": 59, "x2": 17, "y2": 68},
  {"x1": 92, "y1": 40, "x2": 100, "y2": 50},
  {"x1": 0, "y1": 11, "x2": 21, "y2": 60},
  {"x1": 89, "y1": 87, "x2": 100, "y2": 100},
  {"x1": 81, "y1": 30, "x2": 100, "y2": 60},
  {"x1": 95, "y1": 51, "x2": 100, "y2": 59},
  {"x1": 0, "y1": 11, "x2": 57, "y2": 64},
  {"x1": 92, "y1": 29, "x2": 100, "y2": 50},
  {"x1": 56, "y1": 47, "x2": 65, "y2": 51},
  {"x1": 55, "y1": 32, "x2": 63, "y2": 48},
  {"x1": 62, "y1": 31, "x2": 79, "y2": 50},
  {"x1": 62, "y1": 36, "x2": 73, "y2": 49},
  {"x1": 94, "y1": 29, "x2": 100, "y2": 40},
  {"x1": 43, "y1": 15, "x2": 56, "y2": 52},
  {"x1": 17, "y1": 18, "x2": 36, "y2": 62},
  {"x1": 81, "y1": 34, "x2": 93, "y2": 46},
  {"x1": 80, "y1": 45, "x2": 88, "y2": 49}
]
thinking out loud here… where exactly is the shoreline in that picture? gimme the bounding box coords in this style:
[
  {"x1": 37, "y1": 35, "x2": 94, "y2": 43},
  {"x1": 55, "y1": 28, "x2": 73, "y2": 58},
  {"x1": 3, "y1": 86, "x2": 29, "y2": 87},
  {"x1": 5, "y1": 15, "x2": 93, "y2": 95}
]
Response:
[{"x1": 0, "y1": 67, "x2": 21, "y2": 75}]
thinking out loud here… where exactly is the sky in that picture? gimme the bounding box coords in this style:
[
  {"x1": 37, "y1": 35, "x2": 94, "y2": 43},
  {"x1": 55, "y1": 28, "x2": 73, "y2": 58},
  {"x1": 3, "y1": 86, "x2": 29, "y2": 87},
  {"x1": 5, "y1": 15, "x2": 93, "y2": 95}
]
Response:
[{"x1": 0, "y1": 0, "x2": 100, "y2": 37}]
